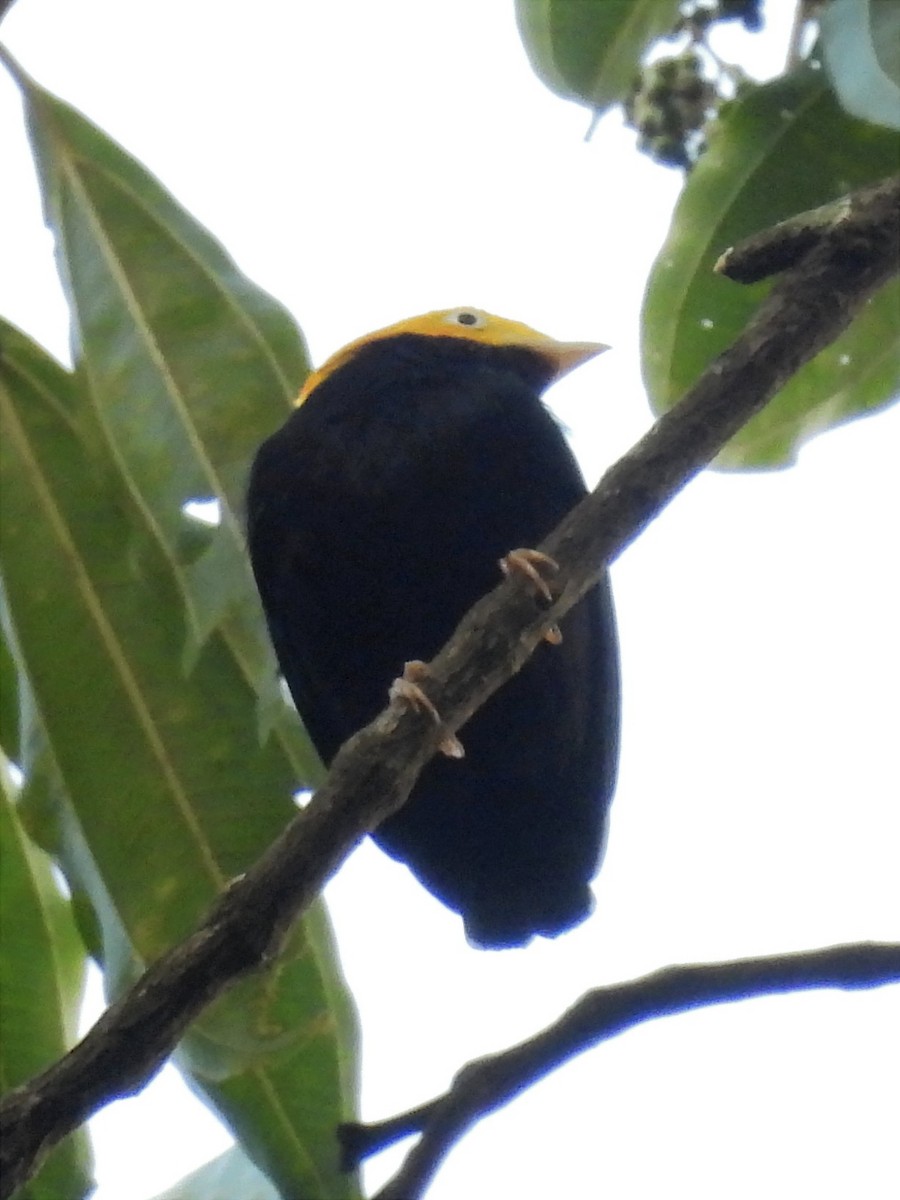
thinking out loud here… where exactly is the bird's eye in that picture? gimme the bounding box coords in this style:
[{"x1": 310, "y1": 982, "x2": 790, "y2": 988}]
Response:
[{"x1": 447, "y1": 309, "x2": 485, "y2": 329}]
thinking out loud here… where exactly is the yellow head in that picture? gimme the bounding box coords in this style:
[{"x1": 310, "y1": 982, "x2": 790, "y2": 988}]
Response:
[{"x1": 296, "y1": 307, "x2": 609, "y2": 406}]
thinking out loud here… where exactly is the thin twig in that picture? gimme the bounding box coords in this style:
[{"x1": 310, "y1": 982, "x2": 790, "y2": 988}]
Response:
[
  {"x1": 0, "y1": 174, "x2": 898, "y2": 1199},
  {"x1": 785, "y1": 0, "x2": 815, "y2": 73},
  {"x1": 364, "y1": 943, "x2": 900, "y2": 1200}
]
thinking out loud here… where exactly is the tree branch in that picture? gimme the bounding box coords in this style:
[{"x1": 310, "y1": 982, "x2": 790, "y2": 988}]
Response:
[
  {"x1": 714, "y1": 192, "x2": 857, "y2": 283},
  {"x1": 1, "y1": 174, "x2": 897, "y2": 1199},
  {"x1": 345, "y1": 942, "x2": 900, "y2": 1200}
]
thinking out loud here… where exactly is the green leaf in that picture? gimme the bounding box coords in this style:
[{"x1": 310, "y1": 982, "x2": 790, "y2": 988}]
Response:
[
  {"x1": 149, "y1": 1146, "x2": 279, "y2": 1200},
  {"x1": 3, "y1": 50, "x2": 319, "y2": 782},
  {"x1": 0, "y1": 622, "x2": 20, "y2": 763},
  {"x1": 182, "y1": 898, "x2": 360, "y2": 1199},
  {"x1": 16, "y1": 661, "x2": 141, "y2": 998},
  {"x1": 642, "y1": 62, "x2": 900, "y2": 469},
  {"x1": 0, "y1": 323, "x2": 359, "y2": 1199},
  {"x1": 821, "y1": 0, "x2": 900, "y2": 130},
  {"x1": 515, "y1": 0, "x2": 680, "y2": 116},
  {"x1": 0, "y1": 758, "x2": 92, "y2": 1200}
]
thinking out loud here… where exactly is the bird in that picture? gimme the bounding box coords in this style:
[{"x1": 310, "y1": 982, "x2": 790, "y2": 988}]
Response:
[{"x1": 247, "y1": 307, "x2": 620, "y2": 948}]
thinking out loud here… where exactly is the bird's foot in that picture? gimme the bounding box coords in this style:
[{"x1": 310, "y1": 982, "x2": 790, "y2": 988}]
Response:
[
  {"x1": 500, "y1": 548, "x2": 563, "y2": 644},
  {"x1": 500, "y1": 548, "x2": 558, "y2": 601},
  {"x1": 389, "y1": 660, "x2": 465, "y2": 758}
]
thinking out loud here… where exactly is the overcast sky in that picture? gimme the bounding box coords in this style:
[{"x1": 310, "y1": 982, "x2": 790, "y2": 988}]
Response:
[{"x1": 1, "y1": 2, "x2": 898, "y2": 1198}]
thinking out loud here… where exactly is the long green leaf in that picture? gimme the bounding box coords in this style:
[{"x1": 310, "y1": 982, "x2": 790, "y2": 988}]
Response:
[
  {"x1": 0, "y1": 759, "x2": 92, "y2": 1200},
  {"x1": 3, "y1": 50, "x2": 319, "y2": 781},
  {"x1": 16, "y1": 659, "x2": 143, "y2": 999},
  {"x1": 516, "y1": 0, "x2": 680, "y2": 116},
  {"x1": 0, "y1": 323, "x2": 359, "y2": 1199},
  {"x1": 642, "y1": 62, "x2": 900, "y2": 469},
  {"x1": 0, "y1": 623, "x2": 20, "y2": 763}
]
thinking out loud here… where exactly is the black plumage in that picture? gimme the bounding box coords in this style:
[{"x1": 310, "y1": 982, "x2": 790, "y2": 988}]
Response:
[{"x1": 247, "y1": 318, "x2": 619, "y2": 948}]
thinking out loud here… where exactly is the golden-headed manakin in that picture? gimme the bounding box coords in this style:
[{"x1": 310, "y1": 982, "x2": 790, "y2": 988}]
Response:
[{"x1": 247, "y1": 308, "x2": 619, "y2": 948}]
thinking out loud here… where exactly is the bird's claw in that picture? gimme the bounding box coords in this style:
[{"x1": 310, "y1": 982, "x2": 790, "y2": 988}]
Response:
[
  {"x1": 500, "y1": 548, "x2": 559, "y2": 602},
  {"x1": 389, "y1": 660, "x2": 465, "y2": 758},
  {"x1": 500, "y1": 549, "x2": 564, "y2": 644}
]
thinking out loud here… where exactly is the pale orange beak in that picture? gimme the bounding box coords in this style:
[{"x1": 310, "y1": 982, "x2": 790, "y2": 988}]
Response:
[{"x1": 546, "y1": 340, "x2": 610, "y2": 381}]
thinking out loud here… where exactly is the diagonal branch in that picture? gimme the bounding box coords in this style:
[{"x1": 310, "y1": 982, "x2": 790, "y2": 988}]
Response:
[
  {"x1": 1, "y1": 173, "x2": 897, "y2": 1199},
  {"x1": 348, "y1": 942, "x2": 900, "y2": 1200}
]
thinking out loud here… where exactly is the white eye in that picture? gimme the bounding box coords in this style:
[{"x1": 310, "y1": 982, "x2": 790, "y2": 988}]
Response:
[{"x1": 446, "y1": 308, "x2": 486, "y2": 329}]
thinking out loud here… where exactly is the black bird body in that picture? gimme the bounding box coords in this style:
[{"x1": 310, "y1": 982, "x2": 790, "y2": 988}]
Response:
[{"x1": 247, "y1": 310, "x2": 619, "y2": 948}]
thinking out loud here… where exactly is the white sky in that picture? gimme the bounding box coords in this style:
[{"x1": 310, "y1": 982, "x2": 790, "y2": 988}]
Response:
[{"x1": 1, "y1": 2, "x2": 898, "y2": 1198}]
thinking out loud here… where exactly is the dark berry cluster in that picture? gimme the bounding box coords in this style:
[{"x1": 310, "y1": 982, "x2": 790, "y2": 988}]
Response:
[
  {"x1": 623, "y1": 0, "x2": 765, "y2": 168},
  {"x1": 625, "y1": 52, "x2": 717, "y2": 169}
]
